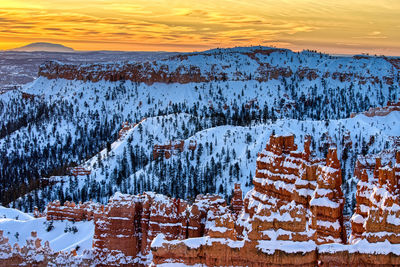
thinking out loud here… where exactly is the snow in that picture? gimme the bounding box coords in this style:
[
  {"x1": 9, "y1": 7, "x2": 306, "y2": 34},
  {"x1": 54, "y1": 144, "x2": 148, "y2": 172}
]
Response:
[
  {"x1": 0, "y1": 206, "x2": 94, "y2": 254},
  {"x1": 0, "y1": 206, "x2": 34, "y2": 221},
  {"x1": 320, "y1": 239, "x2": 400, "y2": 255},
  {"x1": 257, "y1": 240, "x2": 317, "y2": 254},
  {"x1": 351, "y1": 214, "x2": 364, "y2": 224},
  {"x1": 310, "y1": 196, "x2": 340, "y2": 209},
  {"x1": 387, "y1": 214, "x2": 400, "y2": 226}
]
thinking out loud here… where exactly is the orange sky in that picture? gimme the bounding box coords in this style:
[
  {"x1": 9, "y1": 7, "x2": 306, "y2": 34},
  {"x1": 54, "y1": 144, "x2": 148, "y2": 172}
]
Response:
[{"x1": 1, "y1": 0, "x2": 399, "y2": 55}]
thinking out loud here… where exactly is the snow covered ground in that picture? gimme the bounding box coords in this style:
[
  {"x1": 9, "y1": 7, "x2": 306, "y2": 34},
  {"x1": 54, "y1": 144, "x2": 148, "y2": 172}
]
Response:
[{"x1": 0, "y1": 206, "x2": 94, "y2": 254}]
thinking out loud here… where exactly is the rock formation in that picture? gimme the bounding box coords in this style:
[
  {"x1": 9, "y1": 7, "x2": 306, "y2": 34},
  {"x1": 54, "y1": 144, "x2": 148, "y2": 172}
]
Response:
[
  {"x1": 66, "y1": 166, "x2": 91, "y2": 176},
  {"x1": 350, "y1": 99, "x2": 400, "y2": 118},
  {"x1": 153, "y1": 135, "x2": 400, "y2": 266},
  {"x1": 351, "y1": 151, "x2": 400, "y2": 244},
  {"x1": 0, "y1": 231, "x2": 58, "y2": 266},
  {"x1": 46, "y1": 200, "x2": 101, "y2": 221},
  {"x1": 310, "y1": 148, "x2": 346, "y2": 244},
  {"x1": 118, "y1": 121, "x2": 133, "y2": 139},
  {"x1": 92, "y1": 191, "x2": 229, "y2": 265},
  {"x1": 230, "y1": 183, "x2": 244, "y2": 216},
  {"x1": 153, "y1": 134, "x2": 347, "y2": 266},
  {"x1": 153, "y1": 140, "x2": 185, "y2": 159}
]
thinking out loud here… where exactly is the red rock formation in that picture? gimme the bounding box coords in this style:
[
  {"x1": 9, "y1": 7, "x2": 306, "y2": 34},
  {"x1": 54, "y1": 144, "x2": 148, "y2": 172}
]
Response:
[
  {"x1": 33, "y1": 206, "x2": 45, "y2": 218},
  {"x1": 92, "y1": 192, "x2": 220, "y2": 265},
  {"x1": 350, "y1": 151, "x2": 400, "y2": 245},
  {"x1": 67, "y1": 166, "x2": 91, "y2": 176},
  {"x1": 230, "y1": 183, "x2": 244, "y2": 216},
  {"x1": 152, "y1": 135, "x2": 344, "y2": 266},
  {"x1": 0, "y1": 231, "x2": 59, "y2": 266},
  {"x1": 153, "y1": 140, "x2": 184, "y2": 159},
  {"x1": 118, "y1": 121, "x2": 133, "y2": 139},
  {"x1": 350, "y1": 99, "x2": 400, "y2": 118},
  {"x1": 297, "y1": 67, "x2": 319, "y2": 80},
  {"x1": 46, "y1": 200, "x2": 101, "y2": 221},
  {"x1": 93, "y1": 193, "x2": 142, "y2": 262},
  {"x1": 310, "y1": 147, "x2": 346, "y2": 244}
]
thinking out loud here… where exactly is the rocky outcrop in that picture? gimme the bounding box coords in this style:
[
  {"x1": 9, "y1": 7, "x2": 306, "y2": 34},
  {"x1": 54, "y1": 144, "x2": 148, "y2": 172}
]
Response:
[
  {"x1": 153, "y1": 140, "x2": 185, "y2": 159},
  {"x1": 310, "y1": 148, "x2": 346, "y2": 244},
  {"x1": 46, "y1": 200, "x2": 101, "y2": 221},
  {"x1": 118, "y1": 121, "x2": 133, "y2": 139},
  {"x1": 350, "y1": 100, "x2": 400, "y2": 118},
  {"x1": 91, "y1": 192, "x2": 229, "y2": 265},
  {"x1": 350, "y1": 151, "x2": 400, "y2": 244},
  {"x1": 66, "y1": 166, "x2": 91, "y2": 176},
  {"x1": 152, "y1": 135, "x2": 400, "y2": 266},
  {"x1": 230, "y1": 183, "x2": 244, "y2": 216},
  {"x1": 0, "y1": 231, "x2": 58, "y2": 266}
]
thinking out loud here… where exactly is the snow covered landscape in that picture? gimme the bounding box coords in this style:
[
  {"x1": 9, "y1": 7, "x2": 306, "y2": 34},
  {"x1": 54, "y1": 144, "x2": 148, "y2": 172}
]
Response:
[
  {"x1": 0, "y1": 45, "x2": 399, "y2": 266},
  {"x1": 0, "y1": 206, "x2": 94, "y2": 254}
]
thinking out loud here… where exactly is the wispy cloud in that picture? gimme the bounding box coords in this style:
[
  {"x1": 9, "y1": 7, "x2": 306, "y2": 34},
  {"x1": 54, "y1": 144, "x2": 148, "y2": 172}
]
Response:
[{"x1": 0, "y1": 0, "x2": 399, "y2": 55}]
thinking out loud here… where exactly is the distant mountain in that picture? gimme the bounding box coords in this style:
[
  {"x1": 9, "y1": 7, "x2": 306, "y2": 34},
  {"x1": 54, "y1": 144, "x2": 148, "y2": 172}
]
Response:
[{"x1": 9, "y1": 42, "x2": 74, "y2": 52}]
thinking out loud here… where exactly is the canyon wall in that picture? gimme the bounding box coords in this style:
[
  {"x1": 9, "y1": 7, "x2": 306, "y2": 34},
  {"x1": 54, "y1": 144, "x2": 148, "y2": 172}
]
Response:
[
  {"x1": 37, "y1": 48, "x2": 399, "y2": 86},
  {"x1": 46, "y1": 200, "x2": 101, "y2": 221}
]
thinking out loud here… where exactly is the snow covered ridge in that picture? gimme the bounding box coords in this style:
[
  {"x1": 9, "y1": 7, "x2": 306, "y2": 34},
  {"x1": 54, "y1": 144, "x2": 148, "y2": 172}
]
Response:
[{"x1": 38, "y1": 46, "x2": 400, "y2": 85}]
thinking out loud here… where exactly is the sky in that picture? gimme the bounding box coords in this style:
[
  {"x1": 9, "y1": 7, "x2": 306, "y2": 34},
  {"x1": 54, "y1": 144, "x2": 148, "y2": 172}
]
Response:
[{"x1": 0, "y1": 0, "x2": 399, "y2": 55}]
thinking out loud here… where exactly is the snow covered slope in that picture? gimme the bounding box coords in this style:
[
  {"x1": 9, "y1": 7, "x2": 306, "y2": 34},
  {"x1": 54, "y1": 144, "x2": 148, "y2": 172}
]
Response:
[{"x1": 0, "y1": 206, "x2": 94, "y2": 254}]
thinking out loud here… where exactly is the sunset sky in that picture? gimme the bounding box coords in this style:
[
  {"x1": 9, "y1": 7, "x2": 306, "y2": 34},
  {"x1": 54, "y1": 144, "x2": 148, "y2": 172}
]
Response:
[{"x1": 0, "y1": 0, "x2": 399, "y2": 55}]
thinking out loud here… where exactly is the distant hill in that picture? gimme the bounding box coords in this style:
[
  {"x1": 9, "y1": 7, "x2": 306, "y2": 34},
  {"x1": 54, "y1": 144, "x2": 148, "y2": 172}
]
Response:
[{"x1": 9, "y1": 42, "x2": 74, "y2": 52}]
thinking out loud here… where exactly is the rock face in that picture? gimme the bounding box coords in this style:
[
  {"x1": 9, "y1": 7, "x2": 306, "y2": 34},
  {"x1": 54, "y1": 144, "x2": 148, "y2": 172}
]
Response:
[
  {"x1": 46, "y1": 200, "x2": 101, "y2": 221},
  {"x1": 153, "y1": 140, "x2": 185, "y2": 159},
  {"x1": 350, "y1": 100, "x2": 400, "y2": 118},
  {"x1": 310, "y1": 148, "x2": 346, "y2": 244},
  {"x1": 92, "y1": 191, "x2": 228, "y2": 265},
  {"x1": 350, "y1": 151, "x2": 400, "y2": 244},
  {"x1": 230, "y1": 183, "x2": 244, "y2": 216}
]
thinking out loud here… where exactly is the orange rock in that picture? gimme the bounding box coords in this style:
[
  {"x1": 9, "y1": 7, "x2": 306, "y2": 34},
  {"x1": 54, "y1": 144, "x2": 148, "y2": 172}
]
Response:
[
  {"x1": 46, "y1": 200, "x2": 100, "y2": 221},
  {"x1": 230, "y1": 183, "x2": 244, "y2": 216}
]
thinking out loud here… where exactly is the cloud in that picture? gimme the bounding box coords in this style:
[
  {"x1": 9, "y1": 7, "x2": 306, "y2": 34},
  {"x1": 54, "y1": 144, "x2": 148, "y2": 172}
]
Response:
[{"x1": 0, "y1": 0, "x2": 398, "y2": 54}]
